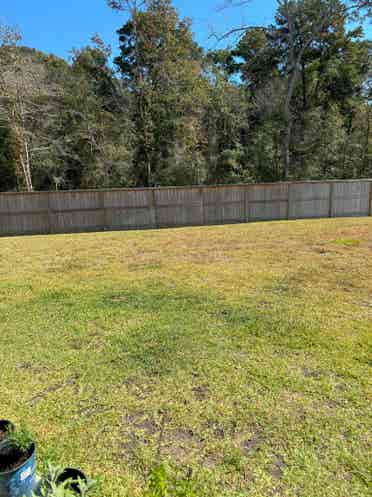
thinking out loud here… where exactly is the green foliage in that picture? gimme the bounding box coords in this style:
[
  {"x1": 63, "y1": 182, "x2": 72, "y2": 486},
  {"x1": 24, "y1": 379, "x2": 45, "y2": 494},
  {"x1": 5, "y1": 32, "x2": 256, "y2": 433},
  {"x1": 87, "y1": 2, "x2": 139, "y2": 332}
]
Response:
[
  {"x1": 0, "y1": 118, "x2": 18, "y2": 190},
  {"x1": 6, "y1": 423, "x2": 33, "y2": 453},
  {"x1": 34, "y1": 464, "x2": 95, "y2": 497},
  {"x1": 0, "y1": 0, "x2": 370, "y2": 191},
  {"x1": 115, "y1": 0, "x2": 208, "y2": 186},
  {"x1": 144, "y1": 464, "x2": 210, "y2": 497}
]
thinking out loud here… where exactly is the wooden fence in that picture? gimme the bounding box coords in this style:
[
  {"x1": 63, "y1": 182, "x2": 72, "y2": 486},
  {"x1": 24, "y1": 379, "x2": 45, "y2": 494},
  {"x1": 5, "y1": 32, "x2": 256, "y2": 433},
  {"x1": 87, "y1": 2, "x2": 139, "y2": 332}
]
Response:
[{"x1": 0, "y1": 180, "x2": 371, "y2": 237}]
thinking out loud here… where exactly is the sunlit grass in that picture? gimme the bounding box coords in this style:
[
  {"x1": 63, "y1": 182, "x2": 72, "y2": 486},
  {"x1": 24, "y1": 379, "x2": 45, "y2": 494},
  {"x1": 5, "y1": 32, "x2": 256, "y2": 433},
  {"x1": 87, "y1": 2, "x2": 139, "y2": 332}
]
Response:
[{"x1": 1, "y1": 218, "x2": 371, "y2": 496}]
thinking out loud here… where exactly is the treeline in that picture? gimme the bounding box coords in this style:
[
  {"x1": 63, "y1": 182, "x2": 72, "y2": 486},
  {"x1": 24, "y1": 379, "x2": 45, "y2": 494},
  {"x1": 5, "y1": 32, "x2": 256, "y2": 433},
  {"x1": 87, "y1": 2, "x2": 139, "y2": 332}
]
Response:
[{"x1": 0, "y1": 0, "x2": 371, "y2": 192}]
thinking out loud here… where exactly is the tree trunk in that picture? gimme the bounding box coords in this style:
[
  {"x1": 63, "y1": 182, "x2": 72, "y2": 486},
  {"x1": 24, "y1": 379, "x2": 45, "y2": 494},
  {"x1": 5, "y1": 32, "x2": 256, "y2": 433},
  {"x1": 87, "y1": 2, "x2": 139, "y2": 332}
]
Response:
[
  {"x1": 361, "y1": 105, "x2": 371, "y2": 176},
  {"x1": 283, "y1": 115, "x2": 293, "y2": 180}
]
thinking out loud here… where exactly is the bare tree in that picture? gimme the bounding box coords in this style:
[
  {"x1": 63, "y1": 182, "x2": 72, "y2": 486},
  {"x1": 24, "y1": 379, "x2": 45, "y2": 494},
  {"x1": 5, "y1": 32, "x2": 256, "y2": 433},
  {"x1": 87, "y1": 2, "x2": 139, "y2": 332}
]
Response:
[{"x1": 0, "y1": 22, "x2": 34, "y2": 190}]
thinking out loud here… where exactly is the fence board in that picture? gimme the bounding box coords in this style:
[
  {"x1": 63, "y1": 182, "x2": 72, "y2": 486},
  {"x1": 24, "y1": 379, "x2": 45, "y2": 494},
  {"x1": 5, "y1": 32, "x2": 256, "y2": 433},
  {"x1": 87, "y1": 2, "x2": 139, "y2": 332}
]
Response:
[{"x1": 0, "y1": 180, "x2": 371, "y2": 237}]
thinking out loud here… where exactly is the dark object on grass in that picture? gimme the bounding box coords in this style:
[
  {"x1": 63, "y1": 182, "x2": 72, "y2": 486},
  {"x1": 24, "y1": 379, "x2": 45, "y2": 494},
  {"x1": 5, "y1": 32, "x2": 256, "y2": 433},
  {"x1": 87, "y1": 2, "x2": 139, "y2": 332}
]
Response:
[{"x1": 56, "y1": 468, "x2": 88, "y2": 495}]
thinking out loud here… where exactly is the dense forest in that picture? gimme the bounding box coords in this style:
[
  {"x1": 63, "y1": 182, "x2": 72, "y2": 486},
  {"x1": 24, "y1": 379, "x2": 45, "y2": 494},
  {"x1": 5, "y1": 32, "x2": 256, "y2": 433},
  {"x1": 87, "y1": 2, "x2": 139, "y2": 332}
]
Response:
[{"x1": 0, "y1": 0, "x2": 371, "y2": 192}]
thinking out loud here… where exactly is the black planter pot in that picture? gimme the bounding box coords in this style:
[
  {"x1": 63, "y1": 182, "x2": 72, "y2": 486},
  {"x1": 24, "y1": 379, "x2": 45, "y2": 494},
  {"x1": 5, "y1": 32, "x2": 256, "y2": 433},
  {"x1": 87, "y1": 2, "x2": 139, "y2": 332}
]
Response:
[{"x1": 56, "y1": 468, "x2": 88, "y2": 495}]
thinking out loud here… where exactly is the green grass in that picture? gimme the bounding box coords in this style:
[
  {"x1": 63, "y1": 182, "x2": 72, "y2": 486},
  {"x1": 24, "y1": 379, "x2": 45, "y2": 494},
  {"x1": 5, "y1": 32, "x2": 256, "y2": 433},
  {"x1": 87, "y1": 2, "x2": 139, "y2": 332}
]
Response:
[{"x1": 0, "y1": 218, "x2": 371, "y2": 497}]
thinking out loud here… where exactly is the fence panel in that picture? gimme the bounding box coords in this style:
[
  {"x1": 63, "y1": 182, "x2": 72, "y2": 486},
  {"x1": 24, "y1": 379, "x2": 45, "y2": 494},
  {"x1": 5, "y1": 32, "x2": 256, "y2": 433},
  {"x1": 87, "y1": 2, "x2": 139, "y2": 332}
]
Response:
[
  {"x1": 49, "y1": 191, "x2": 103, "y2": 233},
  {"x1": 203, "y1": 187, "x2": 246, "y2": 225},
  {"x1": 248, "y1": 183, "x2": 289, "y2": 221},
  {"x1": 0, "y1": 180, "x2": 371, "y2": 237},
  {"x1": 331, "y1": 181, "x2": 370, "y2": 217},
  {"x1": 104, "y1": 189, "x2": 154, "y2": 229},
  {"x1": 154, "y1": 188, "x2": 203, "y2": 227},
  {"x1": 289, "y1": 183, "x2": 331, "y2": 219},
  {"x1": 0, "y1": 193, "x2": 50, "y2": 235}
]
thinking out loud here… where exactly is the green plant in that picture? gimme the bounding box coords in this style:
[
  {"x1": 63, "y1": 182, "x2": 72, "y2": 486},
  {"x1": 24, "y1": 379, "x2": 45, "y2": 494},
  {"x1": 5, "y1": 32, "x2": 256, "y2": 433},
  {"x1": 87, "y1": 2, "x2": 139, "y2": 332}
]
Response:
[
  {"x1": 6, "y1": 423, "x2": 33, "y2": 453},
  {"x1": 144, "y1": 464, "x2": 210, "y2": 497},
  {"x1": 34, "y1": 464, "x2": 95, "y2": 497},
  {"x1": 223, "y1": 449, "x2": 244, "y2": 472}
]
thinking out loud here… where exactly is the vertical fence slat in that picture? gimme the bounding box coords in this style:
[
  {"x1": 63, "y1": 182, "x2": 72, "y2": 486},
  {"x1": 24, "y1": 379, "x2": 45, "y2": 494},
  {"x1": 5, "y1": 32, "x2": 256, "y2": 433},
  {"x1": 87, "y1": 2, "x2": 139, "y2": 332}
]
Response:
[
  {"x1": 100, "y1": 190, "x2": 105, "y2": 231},
  {"x1": 200, "y1": 188, "x2": 205, "y2": 226},
  {"x1": 329, "y1": 182, "x2": 334, "y2": 218},
  {"x1": 287, "y1": 183, "x2": 292, "y2": 219},
  {"x1": 245, "y1": 185, "x2": 250, "y2": 223}
]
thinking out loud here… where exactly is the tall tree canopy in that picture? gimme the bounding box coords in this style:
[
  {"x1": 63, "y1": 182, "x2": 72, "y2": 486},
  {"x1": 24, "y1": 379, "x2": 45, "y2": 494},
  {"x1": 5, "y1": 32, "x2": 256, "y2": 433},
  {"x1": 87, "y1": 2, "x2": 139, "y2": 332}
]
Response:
[{"x1": 0, "y1": 0, "x2": 370, "y2": 191}]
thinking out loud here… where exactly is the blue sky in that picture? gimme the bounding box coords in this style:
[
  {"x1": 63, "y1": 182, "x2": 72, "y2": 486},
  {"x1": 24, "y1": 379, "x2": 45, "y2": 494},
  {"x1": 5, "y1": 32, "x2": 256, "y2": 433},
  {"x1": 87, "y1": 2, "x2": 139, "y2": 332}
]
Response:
[{"x1": 1, "y1": 1, "x2": 370, "y2": 60}]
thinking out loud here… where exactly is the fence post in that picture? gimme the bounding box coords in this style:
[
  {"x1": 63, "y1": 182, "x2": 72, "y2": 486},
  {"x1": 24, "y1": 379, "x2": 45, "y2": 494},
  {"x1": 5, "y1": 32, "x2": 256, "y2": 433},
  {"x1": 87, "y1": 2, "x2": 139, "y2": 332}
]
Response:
[
  {"x1": 199, "y1": 187, "x2": 205, "y2": 226},
  {"x1": 287, "y1": 183, "x2": 293, "y2": 220},
  {"x1": 329, "y1": 182, "x2": 334, "y2": 218},
  {"x1": 100, "y1": 190, "x2": 106, "y2": 231},
  {"x1": 369, "y1": 181, "x2": 372, "y2": 217},
  {"x1": 47, "y1": 192, "x2": 52, "y2": 234},
  {"x1": 245, "y1": 185, "x2": 250, "y2": 223},
  {"x1": 150, "y1": 189, "x2": 157, "y2": 229}
]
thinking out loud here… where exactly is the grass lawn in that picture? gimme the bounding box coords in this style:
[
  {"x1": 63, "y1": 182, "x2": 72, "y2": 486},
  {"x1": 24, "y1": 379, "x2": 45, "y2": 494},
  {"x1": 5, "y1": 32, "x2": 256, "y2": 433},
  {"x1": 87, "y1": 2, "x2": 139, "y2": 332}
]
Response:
[{"x1": 0, "y1": 218, "x2": 371, "y2": 497}]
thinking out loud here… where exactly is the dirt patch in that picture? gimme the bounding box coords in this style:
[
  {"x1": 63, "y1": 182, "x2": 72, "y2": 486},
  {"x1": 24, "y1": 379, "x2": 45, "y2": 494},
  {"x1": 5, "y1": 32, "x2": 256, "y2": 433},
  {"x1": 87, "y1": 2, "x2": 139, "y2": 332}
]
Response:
[
  {"x1": 128, "y1": 261, "x2": 162, "y2": 272},
  {"x1": 192, "y1": 385, "x2": 209, "y2": 401},
  {"x1": 109, "y1": 294, "x2": 129, "y2": 303},
  {"x1": 312, "y1": 246, "x2": 331, "y2": 255},
  {"x1": 171, "y1": 428, "x2": 196, "y2": 444},
  {"x1": 163, "y1": 428, "x2": 204, "y2": 462},
  {"x1": 203, "y1": 452, "x2": 222, "y2": 468},
  {"x1": 240, "y1": 437, "x2": 261, "y2": 454},
  {"x1": 29, "y1": 374, "x2": 78, "y2": 406},
  {"x1": 17, "y1": 362, "x2": 49, "y2": 374},
  {"x1": 235, "y1": 428, "x2": 263, "y2": 456},
  {"x1": 302, "y1": 367, "x2": 322, "y2": 379},
  {"x1": 120, "y1": 411, "x2": 166, "y2": 465},
  {"x1": 123, "y1": 411, "x2": 159, "y2": 436},
  {"x1": 324, "y1": 399, "x2": 339, "y2": 409},
  {"x1": 68, "y1": 338, "x2": 84, "y2": 350},
  {"x1": 268, "y1": 455, "x2": 286, "y2": 479},
  {"x1": 214, "y1": 426, "x2": 226, "y2": 440},
  {"x1": 123, "y1": 377, "x2": 154, "y2": 401}
]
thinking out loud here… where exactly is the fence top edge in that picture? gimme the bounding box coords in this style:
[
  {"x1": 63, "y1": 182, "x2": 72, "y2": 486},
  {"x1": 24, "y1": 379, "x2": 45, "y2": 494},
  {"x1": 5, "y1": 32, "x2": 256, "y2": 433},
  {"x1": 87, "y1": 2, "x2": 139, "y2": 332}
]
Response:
[{"x1": 0, "y1": 179, "x2": 372, "y2": 196}]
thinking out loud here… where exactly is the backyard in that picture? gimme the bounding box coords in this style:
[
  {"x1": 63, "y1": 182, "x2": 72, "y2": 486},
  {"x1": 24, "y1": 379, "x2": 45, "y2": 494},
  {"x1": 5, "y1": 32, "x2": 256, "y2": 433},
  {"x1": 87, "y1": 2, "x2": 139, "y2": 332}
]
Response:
[{"x1": 0, "y1": 218, "x2": 371, "y2": 497}]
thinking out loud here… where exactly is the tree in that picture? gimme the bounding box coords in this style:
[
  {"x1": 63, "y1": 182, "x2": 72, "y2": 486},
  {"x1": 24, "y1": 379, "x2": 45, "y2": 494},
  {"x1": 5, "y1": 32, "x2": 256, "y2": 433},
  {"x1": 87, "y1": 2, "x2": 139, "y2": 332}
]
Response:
[
  {"x1": 0, "y1": 22, "x2": 34, "y2": 190},
  {"x1": 57, "y1": 36, "x2": 134, "y2": 189},
  {"x1": 217, "y1": 0, "x2": 371, "y2": 180},
  {"x1": 0, "y1": 116, "x2": 18, "y2": 191},
  {"x1": 111, "y1": 0, "x2": 208, "y2": 186}
]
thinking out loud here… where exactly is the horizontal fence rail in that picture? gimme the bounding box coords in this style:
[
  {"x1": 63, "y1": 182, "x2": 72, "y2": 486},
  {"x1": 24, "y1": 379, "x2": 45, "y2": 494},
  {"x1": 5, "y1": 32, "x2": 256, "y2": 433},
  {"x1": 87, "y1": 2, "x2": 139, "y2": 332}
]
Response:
[{"x1": 0, "y1": 180, "x2": 371, "y2": 237}]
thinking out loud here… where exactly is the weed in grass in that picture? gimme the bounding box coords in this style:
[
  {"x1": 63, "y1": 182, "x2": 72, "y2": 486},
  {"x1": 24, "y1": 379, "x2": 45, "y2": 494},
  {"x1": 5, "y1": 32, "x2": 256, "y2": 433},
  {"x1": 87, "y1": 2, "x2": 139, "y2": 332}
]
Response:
[{"x1": 330, "y1": 238, "x2": 361, "y2": 247}]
